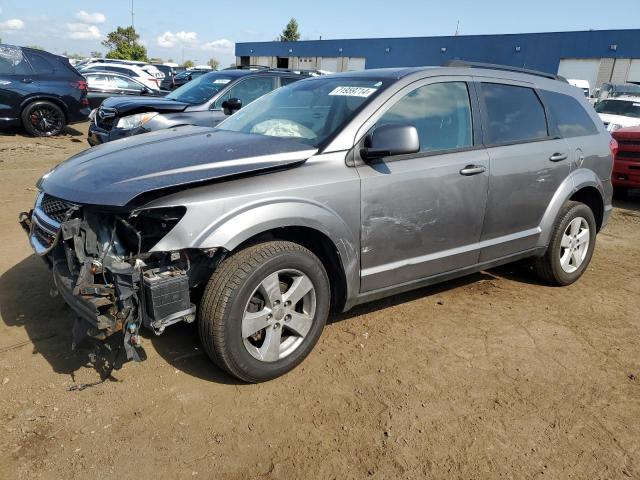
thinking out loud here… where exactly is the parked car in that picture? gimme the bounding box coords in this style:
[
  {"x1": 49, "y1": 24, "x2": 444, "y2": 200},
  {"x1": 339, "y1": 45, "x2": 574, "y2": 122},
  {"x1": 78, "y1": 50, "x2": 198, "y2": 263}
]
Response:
[
  {"x1": 0, "y1": 44, "x2": 90, "y2": 136},
  {"x1": 79, "y1": 63, "x2": 161, "y2": 91},
  {"x1": 593, "y1": 83, "x2": 640, "y2": 102},
  {"x1": 20, "y1": 63, "x2": 613, "y2": 382},
  {"x1": 152, "y1": 64, "x2": 175, "y2": 90},
  {"x1": 594, "y1": 96, "x2": 640, "y2": 131},
  {"x1": 76, "y1": 57, "x2": 165, "y2": 83},
  {"x1": 172, "y1": 69, "x2": 209, "y2": 89},
  {"x1": 87, "y1": 69, "x2": 305, "y2": 145},
  {"x1": 84, "y1": 71, "x2": 166, "y2": 109},
  {"x1": 610, "y1": 126, "x2": 640, "y2": 193}
]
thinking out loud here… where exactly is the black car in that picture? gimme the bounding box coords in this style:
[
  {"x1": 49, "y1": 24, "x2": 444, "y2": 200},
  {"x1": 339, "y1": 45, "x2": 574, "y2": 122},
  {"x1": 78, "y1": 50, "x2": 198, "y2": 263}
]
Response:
[
  {"x1": 0, "y1": 44, "x2": 90, "y2": 136},
  {"x1": 152, "y1": 64, "x2": 175, "y2": 90},
  {"x1": 172, "y1": 69, "x2": 209, "y2": 89},
  {"x1": 87, "y1": 69, "x2": 304, "y2": 145},
  {"x1": 84, "y1": 71, "x2": 166, "y2": 109}
]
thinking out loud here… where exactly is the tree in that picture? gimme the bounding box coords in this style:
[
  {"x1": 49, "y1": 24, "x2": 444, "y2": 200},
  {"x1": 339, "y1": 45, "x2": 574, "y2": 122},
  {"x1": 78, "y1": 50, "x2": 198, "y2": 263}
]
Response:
[
  {"x1": 90, "y1": 50, "x2": 102, "y2": 58},
  {"x1": 207, "y1": 58, "x2": 220, "y2": 70},
  {"x1": 182, "y1": 60, "x2": 195, "y2": 69},
  {"x1": 101, "y1": 26, "x2": 148, "y2": 61},
  {"x1": 280, "y1": 18, "x2": 300, "y2": 42},
  {"x1": 62, "y1": 51, "x2": 84, "y2": 60},
  {"x1": 26, "y1": 45, "x2": 45, "y2": 50},
  {"x1": 149, "y1": 57, "x2": 164, "y2": 64}
]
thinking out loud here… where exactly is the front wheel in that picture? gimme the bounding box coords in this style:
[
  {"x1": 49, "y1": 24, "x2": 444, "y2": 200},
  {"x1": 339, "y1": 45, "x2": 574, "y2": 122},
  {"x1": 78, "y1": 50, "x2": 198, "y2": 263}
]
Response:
[
  {"x1": 21, "y1": 101, "x2": 66, "y2": 137},
  {"x1": 534, "y1": 201, "x2": 597, "y2": 286},
  {"x1": 198, "y1": 241, "x2": 330, "y2": 382}
]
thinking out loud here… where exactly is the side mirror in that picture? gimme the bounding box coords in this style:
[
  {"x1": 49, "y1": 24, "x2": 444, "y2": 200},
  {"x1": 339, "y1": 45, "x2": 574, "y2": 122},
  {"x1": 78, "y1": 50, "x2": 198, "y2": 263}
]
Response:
[
  {"x1": 361, "y1": 124, "x2": 420, "y2": 161},
  {"x1": 221, "y1": 98, "x2": 242, "y2": 115},
  {"x1": 140, "y1": 86, "x2": 151, "y2": 95}
]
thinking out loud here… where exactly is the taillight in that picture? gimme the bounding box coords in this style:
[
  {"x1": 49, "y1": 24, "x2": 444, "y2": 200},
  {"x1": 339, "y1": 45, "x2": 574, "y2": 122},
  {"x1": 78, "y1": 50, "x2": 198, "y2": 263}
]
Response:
[
  {"x1": 71, "y1": 80, "x2": 88, "y2": 91},
  {"x1": 610, "y1": 137, "x2": 619, "y2": 158}
]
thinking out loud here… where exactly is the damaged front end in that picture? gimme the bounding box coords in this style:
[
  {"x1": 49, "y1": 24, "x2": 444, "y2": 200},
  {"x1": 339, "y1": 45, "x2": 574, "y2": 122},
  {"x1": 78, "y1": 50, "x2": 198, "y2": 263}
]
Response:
[{"x1": 19, "y1": 192, "x2": 216, "y2": 363}]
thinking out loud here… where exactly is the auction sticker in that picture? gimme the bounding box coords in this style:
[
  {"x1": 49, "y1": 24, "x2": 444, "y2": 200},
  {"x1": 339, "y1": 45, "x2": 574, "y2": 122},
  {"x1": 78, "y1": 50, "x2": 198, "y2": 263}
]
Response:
[
  {"x1": 329, "y1": 86, "x2": 377, "y2": 97},
  {"x1": 213, "y1": 79, "x2": 231, "y2": 84}
]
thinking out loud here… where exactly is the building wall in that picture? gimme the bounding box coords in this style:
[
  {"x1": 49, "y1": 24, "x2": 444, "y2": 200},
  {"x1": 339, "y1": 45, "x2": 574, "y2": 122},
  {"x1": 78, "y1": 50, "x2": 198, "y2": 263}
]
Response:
[{"x1": 236, "y1": 29, "x2": 640, "y2": 77}]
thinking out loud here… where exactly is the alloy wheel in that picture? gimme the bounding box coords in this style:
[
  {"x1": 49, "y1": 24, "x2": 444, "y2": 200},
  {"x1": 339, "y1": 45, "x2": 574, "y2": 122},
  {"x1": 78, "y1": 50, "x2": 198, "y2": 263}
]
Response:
[
  {"x1": 242, "y1": 269, "x2": 316, "y2": 362},
  {"x1": 559, "y1": 217, "x2": 590, "y2": 273}
]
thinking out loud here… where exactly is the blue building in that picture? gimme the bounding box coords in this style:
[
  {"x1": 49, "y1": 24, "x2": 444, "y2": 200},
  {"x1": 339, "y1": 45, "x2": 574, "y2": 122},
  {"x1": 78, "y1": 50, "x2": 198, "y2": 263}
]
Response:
[{"x1": 236, "y1": 29, "x2": 640, "y2": 91}]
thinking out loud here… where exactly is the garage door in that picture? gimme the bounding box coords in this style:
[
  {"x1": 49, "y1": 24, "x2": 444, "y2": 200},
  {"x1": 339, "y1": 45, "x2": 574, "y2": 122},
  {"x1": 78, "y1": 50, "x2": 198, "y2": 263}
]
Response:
[
  {"x1": 346, "y1": 57, "x2": 366, "y2": 71},
  {"x1": 558, "y1": 59, "x2": 601, "y2": 91},
  {"x1": 627, "y1": 59, "x2": 640, "y2": 83},
  {"x1": 320, "y1": 57, "x2": 339, "y2": 72}
]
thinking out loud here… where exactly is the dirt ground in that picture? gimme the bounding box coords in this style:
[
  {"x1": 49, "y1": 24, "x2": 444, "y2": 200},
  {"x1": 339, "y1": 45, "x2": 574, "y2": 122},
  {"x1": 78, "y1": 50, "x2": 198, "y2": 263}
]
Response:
[{"x1": 0, "y1": 123, "x2": 639, "y2": 480}]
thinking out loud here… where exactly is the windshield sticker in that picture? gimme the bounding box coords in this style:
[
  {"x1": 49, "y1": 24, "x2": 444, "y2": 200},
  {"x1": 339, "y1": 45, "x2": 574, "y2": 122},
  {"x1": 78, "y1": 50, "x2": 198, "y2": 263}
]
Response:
[
  {"x1": 374, "y1": 81, "x2": 383, "y2": 87},
  {"x1": 634, "y1": 103, "x2": 640, "y2": 107},
  {"x1": 213, "y1": 79, "x2": 231, "y2": 84},
  {"x1": 329, "y1": 86, "x2": 377, "y2": 98}
]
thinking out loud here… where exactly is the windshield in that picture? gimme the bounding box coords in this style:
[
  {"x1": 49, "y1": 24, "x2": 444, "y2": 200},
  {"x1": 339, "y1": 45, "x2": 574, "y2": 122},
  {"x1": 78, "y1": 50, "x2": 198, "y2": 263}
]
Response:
[
  {"x1": 166, "y1": 72, "x2": 234, "y2": 105},
  {"x1": 595, "y1": 99, "x2": 640, "y2": 118},
  {"x1": 216, "y1": 77, "x2": 391, "y2": 148}
]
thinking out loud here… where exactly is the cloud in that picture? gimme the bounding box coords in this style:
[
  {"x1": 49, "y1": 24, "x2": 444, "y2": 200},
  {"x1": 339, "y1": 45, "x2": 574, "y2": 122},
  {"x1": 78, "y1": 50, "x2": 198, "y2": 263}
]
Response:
[
  {"x1": 202, "y1": 39, "x2": 234, "y2": 53},
  {"x1": 75, "y1": 10, "x2": 105, "y2": 24},
  {"x1": 66, "y1": 22, "x2": 101, "y2": 40},
  {"x1": 0, "y1": 18, "x2": 25, "y2": 30},
  {"x1": 156, "y1": 31, "x2": 199, "y2": 48}
]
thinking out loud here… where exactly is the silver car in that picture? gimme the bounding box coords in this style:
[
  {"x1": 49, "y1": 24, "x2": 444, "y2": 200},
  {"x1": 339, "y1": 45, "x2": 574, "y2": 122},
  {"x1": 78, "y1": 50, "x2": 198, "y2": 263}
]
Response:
[{"x1": 20, "y1": 63, "x2": 614, "y2": 382}]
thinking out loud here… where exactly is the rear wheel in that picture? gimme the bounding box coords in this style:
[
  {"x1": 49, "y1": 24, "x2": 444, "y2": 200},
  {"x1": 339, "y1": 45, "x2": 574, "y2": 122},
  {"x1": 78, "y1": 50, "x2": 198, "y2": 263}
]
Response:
[
  {"x1": 21, "y1": 101, "x2": 66, "y2": 137},
  {"x1": 534, "y1": 201, "x2": 597, "y2": 286},
  {"x1": 198, "y1": 241, "x2": 330, "y2": 383}
]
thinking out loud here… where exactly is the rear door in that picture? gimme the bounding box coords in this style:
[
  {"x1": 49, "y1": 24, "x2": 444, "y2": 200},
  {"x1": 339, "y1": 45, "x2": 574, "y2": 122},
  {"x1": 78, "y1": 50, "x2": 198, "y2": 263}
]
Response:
[
  {"x1": 476, "y1": 80, "x2": 571, "y2": 261},
  {"x1": 0, "y1": 47, "x2": 37, "y2": 123},
  {"x1": 356, "y1": 77, "x2": 490, "y2": 291},
  {"x1": 86, "y1": 73, "x2": 119, "y2": 109}
]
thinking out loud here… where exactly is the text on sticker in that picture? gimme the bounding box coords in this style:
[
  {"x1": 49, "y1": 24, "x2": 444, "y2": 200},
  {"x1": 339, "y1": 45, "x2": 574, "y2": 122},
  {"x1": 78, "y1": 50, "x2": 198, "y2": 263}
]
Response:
[{"x1": 329, "y1": 86, "x2": 377, "y2": 98}]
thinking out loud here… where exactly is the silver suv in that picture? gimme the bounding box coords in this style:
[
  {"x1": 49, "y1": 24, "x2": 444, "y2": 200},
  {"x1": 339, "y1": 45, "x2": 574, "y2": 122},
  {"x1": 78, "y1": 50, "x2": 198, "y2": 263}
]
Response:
[{"x1": 20, "y1": 63, "x2": 614, "y2": 382}]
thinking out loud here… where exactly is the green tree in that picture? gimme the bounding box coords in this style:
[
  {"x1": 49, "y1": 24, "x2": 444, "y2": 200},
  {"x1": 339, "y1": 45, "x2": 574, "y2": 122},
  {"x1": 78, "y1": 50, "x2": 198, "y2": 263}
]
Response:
[
  {"x1": 279, "y1": 18, "x2": 300, "y2": 42},
  {"x1": 26, "y1": 45, "x2": 45, "y2": 50},
  {"x1": 182, "y1": 59, "x2": 195, "y2": 69},
  {"x1": 90, "y1": 50, "x2": 102, "y2": 58},
  {"x1": 62, "y1": 51, "x2": 83, "y2": 60},
  {"x1": 207, "y1": 58, "x2": 220, "y2": 70},
  {"x1": 149, "y1": 57, "x2": 164, "y2": 64},
  {"x1": 101, "y1": 26, "x2": 148, "y2": 61}
]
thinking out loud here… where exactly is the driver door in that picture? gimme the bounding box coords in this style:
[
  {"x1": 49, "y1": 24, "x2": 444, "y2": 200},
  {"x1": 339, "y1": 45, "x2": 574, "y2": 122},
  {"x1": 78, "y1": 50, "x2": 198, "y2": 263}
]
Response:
[{"x1": 356, "y1": 78, "x2": 490, "y2": 292}]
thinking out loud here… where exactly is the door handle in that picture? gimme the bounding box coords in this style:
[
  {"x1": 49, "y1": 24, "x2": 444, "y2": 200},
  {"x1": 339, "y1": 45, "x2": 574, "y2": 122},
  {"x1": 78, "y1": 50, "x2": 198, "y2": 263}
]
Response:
[
  {"x1": 459, "y1": 165, "x2": 486, "y2": 176},
  {"x1": 549, "y1": 153, "x2": 568, "y2": 162}
]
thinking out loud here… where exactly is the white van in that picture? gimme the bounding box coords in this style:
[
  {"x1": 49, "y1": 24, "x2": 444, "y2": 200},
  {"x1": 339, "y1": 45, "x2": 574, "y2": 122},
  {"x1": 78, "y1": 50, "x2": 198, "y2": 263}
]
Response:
[{"x1": 568, "y1": 79, "x2": 591, "y2": 98}]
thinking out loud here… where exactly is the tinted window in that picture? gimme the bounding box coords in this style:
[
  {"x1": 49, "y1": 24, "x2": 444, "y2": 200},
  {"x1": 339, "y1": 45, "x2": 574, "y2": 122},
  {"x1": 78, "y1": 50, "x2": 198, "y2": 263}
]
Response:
[
  {"x1": 167, "y1": 73, "x2": 235, "y2": 105},
  {"x1": 377, "y1": 82, "x2": 473, "y2": 153},
  {"x1": 216, "y1": 76, "x2": 276, "y2": 108},
  {"x1": 24, "y1": 52, "x2": 54, "y2": 74},
  {"x1": 86, "y1": 74, "x2": 113, "y2": 89},
  {"x1": 281, "y1": 77, "x2": 300, "y2": 86},
  {"x1": 540, "y1": 90, "x2": 598, "y2": 137},
  {"x1": 482, "y1": 83, "x2": 548, "y2": 144},
  {"x1": 0, "y1": 49, "x2": 33, "y2": 75}
]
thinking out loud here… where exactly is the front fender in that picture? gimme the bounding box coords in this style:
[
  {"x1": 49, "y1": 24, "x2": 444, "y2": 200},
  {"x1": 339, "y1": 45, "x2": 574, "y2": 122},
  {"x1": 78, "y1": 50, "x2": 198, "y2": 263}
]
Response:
[
  {"x1": 152, "y1": 197, "x2": 361, "y2": 308},
  {"x1": 537, "y1": 168, "x2": 609, "y2": 248}
]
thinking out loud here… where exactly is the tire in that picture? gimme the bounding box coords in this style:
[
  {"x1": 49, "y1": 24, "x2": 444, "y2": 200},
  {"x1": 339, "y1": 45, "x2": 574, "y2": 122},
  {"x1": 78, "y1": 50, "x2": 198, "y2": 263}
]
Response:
[
  {"x1": 534, "y1": 201, "x2": 597, "y2": 286},
  {"x1": 198, "y1": 241, "x2": 331, "y2": 383},
  {"x1": 613, "y1": 186, "x2": 629, "y2": 199},
  {"x1": 21, "y1": 101, "x2": 66, "y2": 137}
]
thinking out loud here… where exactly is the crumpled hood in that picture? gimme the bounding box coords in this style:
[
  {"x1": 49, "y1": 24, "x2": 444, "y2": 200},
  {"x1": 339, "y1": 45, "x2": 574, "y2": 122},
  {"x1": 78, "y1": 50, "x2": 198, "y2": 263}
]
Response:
[
  {"x1": 101, "y1": 95, "x2": 188, "y2": 115},
  {"x1": 37, "y1": 126, "x2": 317, "y2": 206}
]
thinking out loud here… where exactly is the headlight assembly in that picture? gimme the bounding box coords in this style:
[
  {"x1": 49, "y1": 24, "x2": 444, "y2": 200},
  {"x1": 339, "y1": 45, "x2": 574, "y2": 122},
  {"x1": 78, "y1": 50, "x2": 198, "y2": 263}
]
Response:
[{"x1": 116, "y1": 112, "x2": 159, "y2": 130}]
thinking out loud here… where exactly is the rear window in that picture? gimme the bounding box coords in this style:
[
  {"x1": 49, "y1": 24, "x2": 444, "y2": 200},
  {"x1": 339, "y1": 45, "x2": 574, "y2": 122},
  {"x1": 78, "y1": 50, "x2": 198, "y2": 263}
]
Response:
[
  {"x1": 595, "y1": 99, "x2": 640, "y2": 119},
  {"x1": 539, "y1": 90, "x2": 598, "y2": 137},
  {"x1": 481, "y1": 83, "x2": 548, "y2": 145}
]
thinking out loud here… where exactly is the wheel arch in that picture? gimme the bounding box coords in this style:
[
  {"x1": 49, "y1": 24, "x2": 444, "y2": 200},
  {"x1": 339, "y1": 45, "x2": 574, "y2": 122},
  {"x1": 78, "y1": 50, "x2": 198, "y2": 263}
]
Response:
[
  {"x1": 20, "y1": 95, "x2": 68, "y2": 123},
  {"x1": 538, "y1": 169, "x2": 606, "y2": 248}
]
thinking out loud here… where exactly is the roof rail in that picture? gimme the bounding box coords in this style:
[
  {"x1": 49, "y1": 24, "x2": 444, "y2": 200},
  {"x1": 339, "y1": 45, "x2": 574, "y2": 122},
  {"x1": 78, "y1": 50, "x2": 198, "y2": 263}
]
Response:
[{"x1": 444, "y1": 60, "x2": 567, "y2": 82}]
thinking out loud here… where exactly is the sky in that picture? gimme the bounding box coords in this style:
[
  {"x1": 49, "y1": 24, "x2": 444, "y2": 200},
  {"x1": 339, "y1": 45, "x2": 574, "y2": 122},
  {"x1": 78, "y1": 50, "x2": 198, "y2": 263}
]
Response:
[{"x1": 0, "y1": 0, "x2": 639, "y2": 67}]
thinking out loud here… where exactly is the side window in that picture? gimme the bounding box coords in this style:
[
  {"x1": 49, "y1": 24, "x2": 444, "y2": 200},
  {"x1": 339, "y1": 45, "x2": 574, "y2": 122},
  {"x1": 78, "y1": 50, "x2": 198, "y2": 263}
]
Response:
[
  {"x1": 539, "y1": 90, "x2": 598, "y2": 138},
  {"x1": 481, "y1": 83, "x2": 548, "y2": 144},
  {"x1": 377, "y1": 82, "x2": 473, "y2": 153},
  {"x1": 217, "y1": 76, "x2": 276, "y2": 108},
  {"x1": 24, "y1": 52, "x2": 54, "y2": 75},
  {"x1": 0, "y1": 52, "x2": 33, "y2": 75},
  {"x1": 112, "y1": 75, "x2": 143, "y2": 90},
  {"x1": 86, "y1": 74, "x2": 113, "y2": 89}
]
